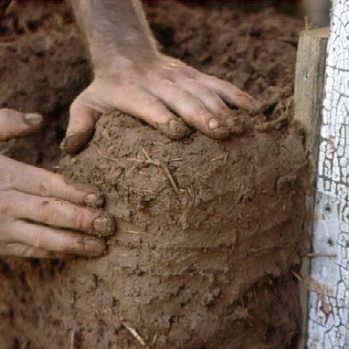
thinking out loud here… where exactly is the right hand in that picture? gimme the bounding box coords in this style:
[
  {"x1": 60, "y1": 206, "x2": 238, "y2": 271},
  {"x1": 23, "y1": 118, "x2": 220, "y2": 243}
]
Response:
[
  {"x1": 63, "y1": 55, "x2": 261, "y2": 154},
  {"x1": 0, "y1": 108, "x2": 115, "y2": 258}
]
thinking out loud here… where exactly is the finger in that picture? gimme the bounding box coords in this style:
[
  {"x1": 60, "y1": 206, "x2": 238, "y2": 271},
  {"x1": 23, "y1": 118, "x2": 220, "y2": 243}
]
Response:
[
  {"x1": 1, "y1": 155, "x2": 104, "y2": 206},
  {"x1": 174, "y1": 75, "x2": 234, "y2": 122},
  {"x1": 111, "y1": 88, "x2": 191, "y2": 140},
  {"x1": 0, "y1": 109, "x2": 43, "y2": 141},
  {"x1": 63, "y1": 90, "x2": 104, "y2": 154},
  {"x1": 195, "y1": 74, "x2": 262, "y2": 112},
  {"x1": 0, "y1": 243, "x2": 66, "y2": 258},
  {"x1": 150, "y1": 82, "x2": 230, "y2": 139},
  {"x1": 7, "y1": 220, "x2": 106, "y2": 257},
  {"x1": 176, "y1": 79, "x2": 246, "y2": 134},
  {"x1": 8, "y1": 193, "x2": 115, "y2": 236}
]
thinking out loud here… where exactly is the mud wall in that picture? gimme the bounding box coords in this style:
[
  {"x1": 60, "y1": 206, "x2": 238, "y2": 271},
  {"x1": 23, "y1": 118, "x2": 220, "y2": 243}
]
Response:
[{"x1": 0, "y1": 2, "x2": 308, "y2": 348}]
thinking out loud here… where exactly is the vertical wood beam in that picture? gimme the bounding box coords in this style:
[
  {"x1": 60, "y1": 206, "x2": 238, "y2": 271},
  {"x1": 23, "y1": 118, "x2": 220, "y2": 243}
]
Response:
[
  {"x1": 294, "y1": 27, "x2": 328, "y2": 348},
  {"x1": 295, "y1": 28, "x2": 329, "y2": 179}
]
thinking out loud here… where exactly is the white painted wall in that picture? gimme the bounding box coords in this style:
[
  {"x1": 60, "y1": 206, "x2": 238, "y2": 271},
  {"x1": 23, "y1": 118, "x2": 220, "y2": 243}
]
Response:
[{"x1": 307, "y1": 0, "x2": 349, "y2": 347}]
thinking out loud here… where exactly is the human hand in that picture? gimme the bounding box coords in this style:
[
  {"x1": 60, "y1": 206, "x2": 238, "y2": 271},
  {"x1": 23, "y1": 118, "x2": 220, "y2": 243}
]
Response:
[
  {"x1": 0, "y1": 108, "x2": 115, "y2": 258},
  {"x1": 0, "y1": 108, "x2": 43, "y2": 141},
  {"x1": 63, "y1": 55, "x2": 261, "y2": 154}
]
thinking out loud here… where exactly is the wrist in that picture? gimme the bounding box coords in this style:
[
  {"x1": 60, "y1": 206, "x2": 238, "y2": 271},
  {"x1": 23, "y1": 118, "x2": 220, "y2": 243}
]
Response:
[{"x1": 92, "y1": 48, "x2": 161, "y2": 78}]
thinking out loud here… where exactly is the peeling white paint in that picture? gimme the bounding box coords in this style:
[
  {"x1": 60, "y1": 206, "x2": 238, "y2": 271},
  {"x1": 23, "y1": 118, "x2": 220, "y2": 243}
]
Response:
[{"x1": 307, "y1": 0, "x2": 349, "y2": 347}]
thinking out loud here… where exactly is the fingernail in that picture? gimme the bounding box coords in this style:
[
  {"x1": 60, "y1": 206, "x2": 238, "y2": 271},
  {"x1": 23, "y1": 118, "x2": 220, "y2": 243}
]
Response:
[
  {"x1": 93, "y1": 215, "x2": 116, "y2": 235},
  {"x1": 209, "y1": 119, "x2": 220, "y2": 130},
  {"x1": 24, "y1": 113, "x2": 43, "y2": 126},
  {"x1": 169, "y1": 120, "x2": 190, "y2": 138},
  {"x1": 169, "y1": 119, "x2": 182, "y2": 132},
  {"x1": 164, "y1": 119, "x2": 191, "y2": 140},
  {"x1": 61, "y1": 132, "x2": 91, "y2": 154},
  {"x1": 207, "y1": 119, "x2": 230, "y2": 139},
  {"x1": 84, "y1": 194, "x2": 101, "y2": 207},
  {"x1": 61, "y1": 134, "x2": 80, "y2": 154},
  {"x1": 84, "y1": 239, "x2": 105, "y2": 255}
]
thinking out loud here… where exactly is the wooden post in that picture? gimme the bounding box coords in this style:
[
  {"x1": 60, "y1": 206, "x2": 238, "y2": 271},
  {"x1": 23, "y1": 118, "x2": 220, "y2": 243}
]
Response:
[
  {"x1": 303, "y1": 0, "x2": 349, "y2": 348},
  {"x1": 295, "y1": 28, "x2": 329, "y2": 176},
  {"x1": 294, "y1": 27, "x2": 328, "y2": 349}
]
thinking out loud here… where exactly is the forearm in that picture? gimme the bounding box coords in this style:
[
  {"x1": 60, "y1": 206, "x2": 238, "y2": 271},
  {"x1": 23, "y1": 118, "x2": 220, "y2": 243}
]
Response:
[
  {"x1": 69, "y1": 0, "x2": 159, "y2": 73},
  {"x1": 64, "y1": 1, "x2": 260, "y2": 154}
]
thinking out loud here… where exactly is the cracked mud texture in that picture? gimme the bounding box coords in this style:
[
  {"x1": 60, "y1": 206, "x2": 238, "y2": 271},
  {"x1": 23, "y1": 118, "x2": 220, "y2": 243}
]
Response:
[{"x1": 0, "y1": 1, "x2": 308, "y2": 348}]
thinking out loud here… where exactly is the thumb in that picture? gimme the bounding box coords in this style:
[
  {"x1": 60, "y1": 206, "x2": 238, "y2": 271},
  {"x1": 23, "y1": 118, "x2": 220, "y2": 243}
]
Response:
[
  {"x1": 0, "y1": 109, "x2": 43, "y2": 141},
  {"x1": 62, "y1": 92, "x2": 102, "y2": 155}
]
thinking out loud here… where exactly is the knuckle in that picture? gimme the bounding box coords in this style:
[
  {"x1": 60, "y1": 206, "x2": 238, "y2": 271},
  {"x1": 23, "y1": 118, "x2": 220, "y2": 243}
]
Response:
[
  {"x1": 36, "y1": 200, "x2": 50, "y2": 220},
  {"x1": 174, "y1": 90, "x2": 190, "y2": 104},
  {"x1": 216, "y1": 104, "x2": 232, "y2": 118},
  {"x1": 38, "y1": 176, "x2": 52, "y2": 197},
  {"x1": 143, "y1": 96, "x2": 161, "y2": 110},
  {"x1": 62, "y1": 237, "x2": 76, "y2": 252},
  {"x1": 69, "y1": 91, "x2": 87, "y2": 114},
  {"x1": 191, "y1": 84, "x2": 207, "y2": 96},
  {"x1": 0, "y1": 166, "x2": 15, "y2": 191},
  {"x1": 146, "y1": 68, "x2": 162, "y2": 81},
  {"x1": 0, "y1": 198, "x2": 10, "y2": 215},
  {"x1": 194, "y1": 107, "x2": 211, "y2": 120},
  {"x1": 30, "y1": 230, "x2": 44, "y2": 249},
  {"x1": 73, "y1": 209, "x2": 88, "y2": 231},
  {"x1": 0, "y1": 192, "x2": 16, "y2": 222},
  {"x1": 184, "y1": 67, "x2": 198, "y2": 80}
]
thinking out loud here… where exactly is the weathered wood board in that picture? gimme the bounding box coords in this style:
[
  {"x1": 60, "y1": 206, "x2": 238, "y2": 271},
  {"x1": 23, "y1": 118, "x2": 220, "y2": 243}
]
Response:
[{"x1": 294, "y1": 27, "x2": 329, "y2": 349}]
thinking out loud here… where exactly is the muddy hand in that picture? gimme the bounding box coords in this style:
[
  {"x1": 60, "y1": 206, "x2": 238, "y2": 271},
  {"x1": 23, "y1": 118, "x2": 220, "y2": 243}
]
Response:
[
  {"x1": 63, "y1": 56, "x2": 261, "y2": 154},
  {"x1": 0, "y1": 109, "x2": 115, "y2": 257},
  {"x1": 0, "y1": 108, "x2": 43, "y2": 141},
  {"x1": 0, "y1": 107, "x2": 115, "y2": 258},
  {"x1": 0, "y1": 155, "x2": 115, "y2": 258}
]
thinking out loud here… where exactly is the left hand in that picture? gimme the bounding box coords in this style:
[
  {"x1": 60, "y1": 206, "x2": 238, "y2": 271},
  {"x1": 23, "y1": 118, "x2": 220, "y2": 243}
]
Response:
[{"x1": 63, "y1": 55, "x2": 261, "y2": 154}]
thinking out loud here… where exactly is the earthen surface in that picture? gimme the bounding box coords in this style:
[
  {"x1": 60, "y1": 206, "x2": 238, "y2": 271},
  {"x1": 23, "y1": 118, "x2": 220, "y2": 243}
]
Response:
[{"x1": 0, "y1": 2, "x2": 307, "y2": 348}]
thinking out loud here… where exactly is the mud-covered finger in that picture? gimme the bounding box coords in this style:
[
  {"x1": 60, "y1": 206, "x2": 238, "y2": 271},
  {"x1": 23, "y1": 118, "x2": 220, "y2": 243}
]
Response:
[
  {"x1": 63, "y1": 89, "x2": 106, "y2": 154},
  {"x1": 0, "y1": 109, "x2": 43, "y2": 141},
  {"x1": 8, "y1": 220, "x2": 107, "y2": 257},
  {"x1": 174, "y1": 75, "x2": 237, "y2": 123},
  {"x1": 1, "y1": 155, "x2": 104, "y2": 206},
  {"x1": 10, "y1": 193, "x2": 115, "y2": 236},
  {"x1": 195, "y1": 74, "x2": 262, "y2": 112},
  {"x1": 111, "y1": 89, "x2": 191, "y2": 140},
  {"x1": 150, "y1": 82, "x2": 230, "y2": 139}
]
